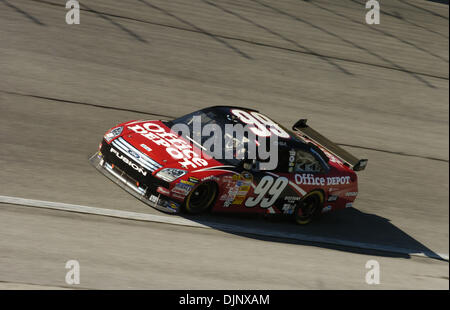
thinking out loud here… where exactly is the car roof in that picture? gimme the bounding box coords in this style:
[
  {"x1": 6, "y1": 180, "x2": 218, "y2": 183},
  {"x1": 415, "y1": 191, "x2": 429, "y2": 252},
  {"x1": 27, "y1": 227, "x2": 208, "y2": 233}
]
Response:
[
  {"x1": 174, "y1": 106, "x2": 329, "y2": 162},
  {"x1": 201, "y1": 105, "x2": 259, "y2": 113},
  {"x1": 200, "y1": 106, "x2": 315, "y2": 147}
]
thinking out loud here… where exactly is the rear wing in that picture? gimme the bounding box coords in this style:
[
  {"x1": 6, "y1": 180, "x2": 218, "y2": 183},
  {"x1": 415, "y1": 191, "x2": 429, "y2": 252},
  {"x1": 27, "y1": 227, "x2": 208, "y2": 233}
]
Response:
[{"x1": 292, "y1": 119, "x2": 368, "y2": 171}]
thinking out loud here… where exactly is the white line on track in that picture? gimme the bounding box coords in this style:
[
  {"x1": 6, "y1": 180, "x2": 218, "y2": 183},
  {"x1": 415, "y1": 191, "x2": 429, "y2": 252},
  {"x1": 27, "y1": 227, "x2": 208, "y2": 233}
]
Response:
[{"x1": 0, "y1": 195, "x2": 448, "y2": 261}]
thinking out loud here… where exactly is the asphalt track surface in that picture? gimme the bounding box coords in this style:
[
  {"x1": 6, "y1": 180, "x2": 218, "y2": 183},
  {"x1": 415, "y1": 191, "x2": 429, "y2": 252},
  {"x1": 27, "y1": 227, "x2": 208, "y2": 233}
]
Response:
[{"x1": 0, "y1": 0, "x2": 448, "y2": 289}]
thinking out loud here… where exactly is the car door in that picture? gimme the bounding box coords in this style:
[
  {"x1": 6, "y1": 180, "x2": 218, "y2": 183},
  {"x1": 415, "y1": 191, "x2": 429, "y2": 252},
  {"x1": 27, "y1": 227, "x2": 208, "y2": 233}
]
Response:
[{"x1": 242, "y1": 146, "x2": 329, "y2": 215}]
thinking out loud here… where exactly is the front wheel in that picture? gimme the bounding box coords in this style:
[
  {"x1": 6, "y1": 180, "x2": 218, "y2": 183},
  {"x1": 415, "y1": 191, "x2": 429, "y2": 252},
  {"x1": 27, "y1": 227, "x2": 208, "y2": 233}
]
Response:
[
  {"x1": 184, "y1": 182, "x2": 218, "y2": 214},
  {"x1": 294, "y1": 191, "x2": 324, "y2": 225}
]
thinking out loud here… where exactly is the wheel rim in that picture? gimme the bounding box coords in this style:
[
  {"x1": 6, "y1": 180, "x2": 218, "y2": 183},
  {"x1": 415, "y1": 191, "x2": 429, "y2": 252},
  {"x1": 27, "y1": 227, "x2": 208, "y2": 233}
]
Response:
[
  {"x1": 296, "y1": 195, "x2": 320, "y2": 224},
  {"x1": 186, "y1": 183, "x2": 216, "y2": 213}
]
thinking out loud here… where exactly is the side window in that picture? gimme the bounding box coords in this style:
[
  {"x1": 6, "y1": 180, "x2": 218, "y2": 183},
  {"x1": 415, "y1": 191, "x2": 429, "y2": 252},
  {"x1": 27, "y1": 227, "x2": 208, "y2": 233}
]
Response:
[
  {"x1": 294, "y1": 150, "x2": 323, "y2": 173},
  {"x1": 267, "y1": 148, "x2": 325, "y2": 173}
]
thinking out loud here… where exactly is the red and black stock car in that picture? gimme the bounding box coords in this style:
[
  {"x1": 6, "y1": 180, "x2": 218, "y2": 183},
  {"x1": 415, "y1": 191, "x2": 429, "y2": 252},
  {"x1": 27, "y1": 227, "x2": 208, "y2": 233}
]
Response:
[{"x1": 89, "y1": 106, "x2": 367, "y2": 224}]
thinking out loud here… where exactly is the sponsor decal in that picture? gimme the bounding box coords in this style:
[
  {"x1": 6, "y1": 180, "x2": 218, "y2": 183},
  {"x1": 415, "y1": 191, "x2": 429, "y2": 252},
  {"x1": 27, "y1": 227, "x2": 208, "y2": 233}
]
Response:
[
  {"x1": 171, "y1": 193, "x2": 186, "y2": 201},
  {"x1": 345, "y1": 192, "x2": 358, "y2": 197},
  {"x1": 294, "y1": 173, "x2": 350, "y2": 186},
  {"x1": 231, "y1": 172, "x2": 252, "y2": 182},
  {"x1": 327, "y1": 195, "x2": 338, "y2": 202},
  {"x1": 127, "y1": 122, "x2": 209, "y2": 169},
  {"x1": 288, "y1": 149, "x2": 296, "y2": 173},
  {"x1": 188, "y1": 177, "x2": 200, "y2": 184},
  {"x1": 231, "y1": 172, "x2": 253, "y2": 205},
  {"x1": 202, "y1": 175, "x2": 219, "y2": 182},
  {"x1": 169, "y1": 202, "x2": 179, "y2": 211},
  {"x1": 110, "y1": 148, "x2": 147, "y2": 176},
  {"x1": 327, "y1": 176, "x2": 351, "y2": 185},
  {"x1": 282, "y1": 203, "x2": 295, "y2": 215},
  {"x1": 149, "y1": 195, "x2": 159, "y2": 203},
  {"x1": 322, "y1": 205, "x2": 332, "y2": 213},
  {"x1": 180, "y1": 180, "x2": 195, "y2": 186},
  {"x1": 162, "y1": 200, "x2": 179, "y2": 211},
  {"x1": 345, "y1": 202, "x2": 353, "y2": 208},
  {"x1": 222, "y1": 175, "x2": 234, "y2": 184},
  {"x1": 140, "y1": 143, "x2": 152, "y2": 152},
  {"x1": 238, "y1": 185, "x2": 251, "y2": 192},
  {"x1": 157, "y1": 186, "x2": 171, "y2": 196},
  {"x1": 172, "y1": 182, "x2": 193, "y2": 196},
  {"x1": 232, "y1": 196, "x2": 246, "y2": 205},
  {"x1": 222, "y1": 172, "x2": 255, "y2": 207},
  {"x1": 284, "y1": 196, "x2": 301, "y2": 202},
  {"x1": 224, "y1": 187, "x2": 239, "y2": 206}
]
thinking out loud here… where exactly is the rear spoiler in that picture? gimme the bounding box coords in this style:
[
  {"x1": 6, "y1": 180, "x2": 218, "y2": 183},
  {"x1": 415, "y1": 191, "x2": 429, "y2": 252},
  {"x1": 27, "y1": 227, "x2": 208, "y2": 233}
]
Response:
[{"x1": 292, "y1": 119, "x2": 368, "y2": 171}]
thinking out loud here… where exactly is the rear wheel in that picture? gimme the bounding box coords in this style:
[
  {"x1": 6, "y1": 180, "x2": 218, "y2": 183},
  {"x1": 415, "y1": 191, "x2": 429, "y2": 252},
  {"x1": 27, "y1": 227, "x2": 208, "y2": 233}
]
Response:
[
  {"x1": 294, "y1": 191, "x2": 324, "y2": 225},
  {"x1": 184, "y1": 182, "x2": 218, "y2": 214}
]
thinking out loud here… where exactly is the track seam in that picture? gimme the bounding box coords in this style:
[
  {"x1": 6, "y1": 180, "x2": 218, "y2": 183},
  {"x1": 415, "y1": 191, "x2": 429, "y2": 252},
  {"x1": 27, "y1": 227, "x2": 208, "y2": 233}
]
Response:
[
  {"x1": 337, "y1": 143, "x2": 449, "y2": 163},
  {"x1": 0, "y1": 90, "x2": 173, "y2": 118}
]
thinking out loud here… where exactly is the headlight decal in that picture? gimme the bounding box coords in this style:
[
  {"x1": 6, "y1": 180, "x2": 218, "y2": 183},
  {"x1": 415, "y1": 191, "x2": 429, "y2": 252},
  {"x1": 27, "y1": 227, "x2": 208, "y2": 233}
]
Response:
[
  {"x1": 155, "y1": 168, "x2": 188, "y2": 182},
  {"x1": 104, "y1": 126, "x2": 123, "y2": 142}
]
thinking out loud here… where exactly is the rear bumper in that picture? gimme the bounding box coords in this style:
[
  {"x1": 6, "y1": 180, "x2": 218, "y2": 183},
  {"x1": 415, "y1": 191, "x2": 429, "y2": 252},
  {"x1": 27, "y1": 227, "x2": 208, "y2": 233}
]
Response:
[{"x1": 89, "y1": 151, "x2": 181, "y2": 214}]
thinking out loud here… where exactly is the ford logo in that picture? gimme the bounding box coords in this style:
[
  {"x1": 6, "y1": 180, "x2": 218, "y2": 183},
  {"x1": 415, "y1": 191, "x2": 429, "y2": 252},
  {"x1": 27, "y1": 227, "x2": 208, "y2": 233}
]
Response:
[{"x1": 128, "y1": 150, "x2": 140, "y2": 159}]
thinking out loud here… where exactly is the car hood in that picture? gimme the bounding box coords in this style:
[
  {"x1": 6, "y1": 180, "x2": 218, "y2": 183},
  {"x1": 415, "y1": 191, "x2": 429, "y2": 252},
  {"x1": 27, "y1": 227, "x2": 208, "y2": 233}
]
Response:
[{"x1": 113, "y1": 120, "x2": 224, "y2": 172}]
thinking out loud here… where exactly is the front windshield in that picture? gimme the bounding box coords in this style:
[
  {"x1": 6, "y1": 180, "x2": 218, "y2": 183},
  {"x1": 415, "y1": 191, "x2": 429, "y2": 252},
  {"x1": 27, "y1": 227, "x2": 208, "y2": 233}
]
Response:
[
  {"x1": 167, "y1": 109, "x2": 249, "y2": 165},
  {"x1": 166, "y1": 107, "x2": 304, "y2": 167}
]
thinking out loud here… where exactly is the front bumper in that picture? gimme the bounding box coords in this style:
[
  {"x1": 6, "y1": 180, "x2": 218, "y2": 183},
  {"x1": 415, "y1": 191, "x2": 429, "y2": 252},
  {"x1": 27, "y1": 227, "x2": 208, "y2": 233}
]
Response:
[{"x1": 89, "y1": 151, "x2": 181, "y2": 214}]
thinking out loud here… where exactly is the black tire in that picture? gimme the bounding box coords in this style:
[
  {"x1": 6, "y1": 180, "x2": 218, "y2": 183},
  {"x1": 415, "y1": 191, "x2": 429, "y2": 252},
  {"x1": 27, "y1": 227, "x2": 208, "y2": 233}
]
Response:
[
  {"x1": 184, "y1": 182, "x2": 218, "y2": 214},
  {"x1": 294, "y1": 191, "x2": 324, "y2": 225}
]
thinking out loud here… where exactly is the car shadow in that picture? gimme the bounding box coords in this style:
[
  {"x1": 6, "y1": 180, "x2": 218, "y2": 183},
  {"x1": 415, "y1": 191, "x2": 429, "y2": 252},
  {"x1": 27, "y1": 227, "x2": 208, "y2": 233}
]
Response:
[{"x1": 176, "y1": 207, "x2": 446, "y2": 261}]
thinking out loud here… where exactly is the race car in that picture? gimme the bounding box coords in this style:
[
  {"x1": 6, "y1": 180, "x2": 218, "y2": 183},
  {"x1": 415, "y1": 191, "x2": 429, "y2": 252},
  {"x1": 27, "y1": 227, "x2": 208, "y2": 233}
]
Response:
[{"x1": 89, "y1": 106, "x2": 367, "y2": 224}]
